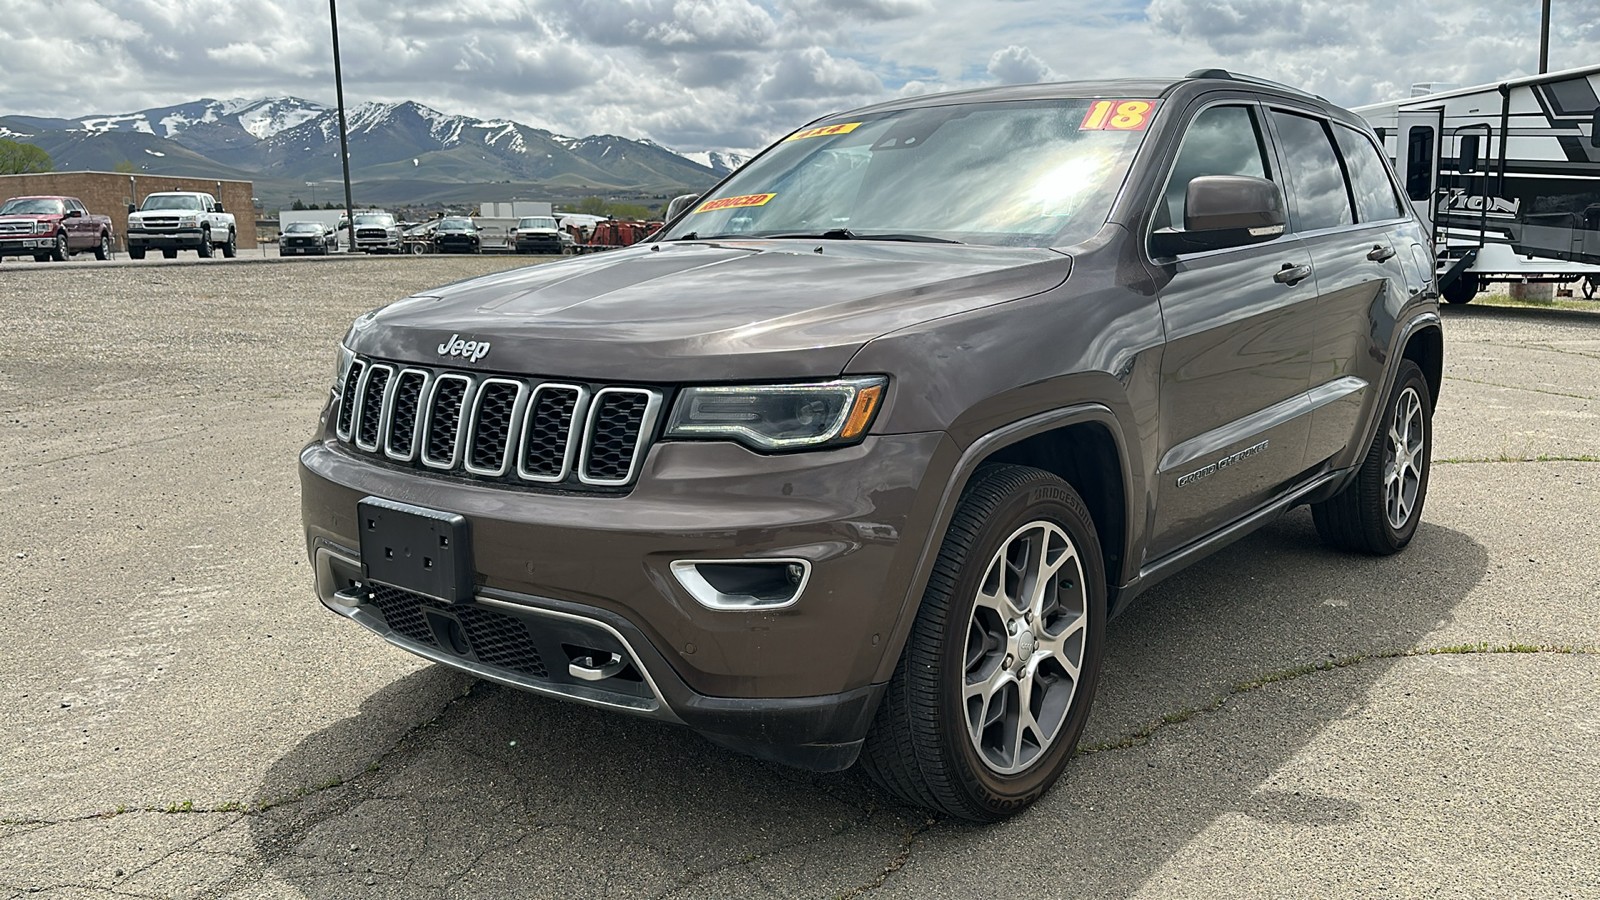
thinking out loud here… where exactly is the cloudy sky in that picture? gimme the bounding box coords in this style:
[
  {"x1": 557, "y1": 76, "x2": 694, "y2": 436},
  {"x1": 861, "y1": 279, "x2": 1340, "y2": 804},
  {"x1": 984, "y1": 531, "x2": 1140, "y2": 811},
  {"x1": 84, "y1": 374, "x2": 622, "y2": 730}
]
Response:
[{"x1": 2, "y1": 0, "x2": 1595, "y2": 153}]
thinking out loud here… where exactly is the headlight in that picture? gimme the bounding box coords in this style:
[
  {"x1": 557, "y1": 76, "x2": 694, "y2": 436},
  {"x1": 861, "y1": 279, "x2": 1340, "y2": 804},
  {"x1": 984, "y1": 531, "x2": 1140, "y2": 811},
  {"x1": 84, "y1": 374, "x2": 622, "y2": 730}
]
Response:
[
  {"x1": 333, "y1": 343, "x2": 356, "y2": 394},
  {"x1": 664, "y1": 377, "x2": 886, "y2": 451},
  {"x1": 178, "y1": 215, "x2": 198, "y2": 227},
  {"x1": 34, "y1": 221, "x2": 50, "y2": 234}
]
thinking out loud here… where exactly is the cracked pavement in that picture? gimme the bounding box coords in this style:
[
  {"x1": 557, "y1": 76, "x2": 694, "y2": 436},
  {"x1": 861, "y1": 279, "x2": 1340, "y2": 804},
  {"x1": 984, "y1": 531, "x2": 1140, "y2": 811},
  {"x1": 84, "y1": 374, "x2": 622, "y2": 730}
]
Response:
[{"x1": 2, "y1": 261, "x2": 1597, "y2": 898}]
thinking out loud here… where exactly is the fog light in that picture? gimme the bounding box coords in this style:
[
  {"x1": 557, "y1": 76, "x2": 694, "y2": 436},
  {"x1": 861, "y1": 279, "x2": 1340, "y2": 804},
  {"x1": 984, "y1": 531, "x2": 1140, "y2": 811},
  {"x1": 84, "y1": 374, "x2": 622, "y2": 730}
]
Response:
[{"x1": 670, "y1": 559, "x2": 812, "y2": 611}]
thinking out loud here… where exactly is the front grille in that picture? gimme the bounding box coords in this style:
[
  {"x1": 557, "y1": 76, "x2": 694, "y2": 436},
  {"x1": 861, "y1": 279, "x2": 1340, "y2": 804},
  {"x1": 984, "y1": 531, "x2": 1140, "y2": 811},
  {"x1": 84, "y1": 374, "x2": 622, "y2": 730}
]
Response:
[
  {"x1": 0, "y1": 222, "x2": 31, "y2": 235},
  {"x1": 362, "y1": 585, "x2": 549, "y2": 679},
  {"x1": 139, "y1": 217, "x2": 180, "y2": 230},
  {"x1": 356, "y1": 228, "x2": 389, "y2": 240},
  {"x1": 336, "y1": 355, "x2": 661, "y2": 490}
]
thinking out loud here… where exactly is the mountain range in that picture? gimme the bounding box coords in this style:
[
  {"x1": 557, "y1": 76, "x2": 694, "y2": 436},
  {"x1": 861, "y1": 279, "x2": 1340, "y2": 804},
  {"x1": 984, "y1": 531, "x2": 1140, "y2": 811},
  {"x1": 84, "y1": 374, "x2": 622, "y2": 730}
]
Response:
[{"x1": 0, "y1": 97, "x2": 750, "y2": 208}]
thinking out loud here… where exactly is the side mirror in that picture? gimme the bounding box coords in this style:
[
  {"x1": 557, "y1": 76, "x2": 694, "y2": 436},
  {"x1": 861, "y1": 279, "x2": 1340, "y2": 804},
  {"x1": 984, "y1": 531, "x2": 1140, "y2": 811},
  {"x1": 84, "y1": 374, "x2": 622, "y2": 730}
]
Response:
[
  {"x1": 66, "y1": 209, "x2": 83, "y2": 219},
  {"x1": 215, "y1": 203, "x2": 226, "y2": 213},
  {"x1": 127, "y1": 203, "x2": 137, "y2": 214},
  {"x1": 1151, "y1": 175, "x2": 1286, "y2": 258},
  {"x1": 665, "y1": 193, "x2": 702, "y2": 222}
]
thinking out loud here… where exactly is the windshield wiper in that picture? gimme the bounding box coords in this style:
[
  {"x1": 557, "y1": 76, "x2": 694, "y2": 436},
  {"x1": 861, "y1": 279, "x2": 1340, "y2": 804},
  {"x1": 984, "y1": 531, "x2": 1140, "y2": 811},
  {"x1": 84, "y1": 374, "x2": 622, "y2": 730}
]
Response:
[{"x1": 759, "y1": 228, "x2": 963, "y2": 244}]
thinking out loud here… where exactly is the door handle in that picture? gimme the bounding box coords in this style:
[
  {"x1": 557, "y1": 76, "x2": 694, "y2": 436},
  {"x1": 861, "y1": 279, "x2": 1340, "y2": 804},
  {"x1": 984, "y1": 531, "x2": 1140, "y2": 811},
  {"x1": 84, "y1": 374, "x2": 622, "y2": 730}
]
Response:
[
  {"x1": 1367, "y1": 244, "x2": 1397, "y2": 262},
  {"x1": 1273, "y1": 263, "x2": 1312, "y2": 286}
]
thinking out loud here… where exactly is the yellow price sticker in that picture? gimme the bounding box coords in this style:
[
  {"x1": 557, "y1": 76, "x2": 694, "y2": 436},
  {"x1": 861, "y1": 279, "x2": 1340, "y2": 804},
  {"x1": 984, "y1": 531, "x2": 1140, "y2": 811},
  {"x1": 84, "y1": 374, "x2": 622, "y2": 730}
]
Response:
[
  {"x1": 784, "y1": 122, "x2": 862, "y2": 141},
  {"x1": 694, "y1": 193, "x2": 777, "y2": 213}
]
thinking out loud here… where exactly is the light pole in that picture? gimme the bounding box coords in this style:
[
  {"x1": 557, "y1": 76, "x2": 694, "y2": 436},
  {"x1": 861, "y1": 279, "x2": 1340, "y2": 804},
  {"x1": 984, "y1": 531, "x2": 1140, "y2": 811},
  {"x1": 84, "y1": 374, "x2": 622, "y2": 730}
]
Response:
[
  {"x1": 1539, "y1": 0, "x2": 1551, "y2": 74},
  {"x1": 330, "y1": 0, "x2": 356, "y2": 250}
]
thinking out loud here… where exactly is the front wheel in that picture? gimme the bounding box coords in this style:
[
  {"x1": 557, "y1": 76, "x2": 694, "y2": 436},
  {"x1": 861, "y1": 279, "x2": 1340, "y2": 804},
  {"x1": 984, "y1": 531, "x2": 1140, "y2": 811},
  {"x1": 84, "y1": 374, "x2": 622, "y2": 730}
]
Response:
[
  {"x1": 50, "y1": 232, "x2": 68, "y2": 262},
  {"x1": 197, "y1": 229, "x2": 213, "y2": 258},
  {"x1": 222, "y1": 229, "x2": 237, "y2": 258},
  {"x1": 861, "y1": 464, "x2": 1106, "y2": 822},
  {"x1": 1311, "y1": 359, "x2": 1433, "y2": 554},
  {"x1": 94, "y1": 232, "x2": 110, "y2": 260},
  {"x1": 128, "y1": 247, "x2": 146, "y2": 260}
]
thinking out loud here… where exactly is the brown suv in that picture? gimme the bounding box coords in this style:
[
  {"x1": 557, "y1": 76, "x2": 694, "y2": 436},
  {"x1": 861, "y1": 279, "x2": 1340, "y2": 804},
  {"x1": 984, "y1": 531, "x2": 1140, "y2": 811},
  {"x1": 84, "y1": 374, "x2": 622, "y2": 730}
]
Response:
[{"x1": 300, "y1": 71, "x2": 1442, "y2": 821}]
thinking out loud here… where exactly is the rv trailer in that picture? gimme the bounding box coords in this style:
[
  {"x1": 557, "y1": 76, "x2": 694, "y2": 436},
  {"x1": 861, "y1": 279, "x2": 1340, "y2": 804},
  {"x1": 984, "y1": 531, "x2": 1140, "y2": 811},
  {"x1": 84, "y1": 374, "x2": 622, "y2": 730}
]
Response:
[{"x1": 1355, "y1": 64, "x2": 1600, "y2": 303}]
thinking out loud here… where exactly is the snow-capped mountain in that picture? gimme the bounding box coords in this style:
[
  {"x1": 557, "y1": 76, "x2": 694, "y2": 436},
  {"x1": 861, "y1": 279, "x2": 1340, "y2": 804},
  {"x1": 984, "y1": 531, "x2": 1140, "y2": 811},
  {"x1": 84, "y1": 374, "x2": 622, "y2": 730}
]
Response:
[{"x1": 1, "y1": 96, "x2": 747, "y2": 199}]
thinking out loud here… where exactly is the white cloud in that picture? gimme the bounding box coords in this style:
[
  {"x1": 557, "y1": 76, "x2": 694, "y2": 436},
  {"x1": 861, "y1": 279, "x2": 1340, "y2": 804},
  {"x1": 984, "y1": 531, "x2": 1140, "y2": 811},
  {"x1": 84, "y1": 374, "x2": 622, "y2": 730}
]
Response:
[{"x1": 0, "y1": 0, "x2": 1593, "y2": 156}]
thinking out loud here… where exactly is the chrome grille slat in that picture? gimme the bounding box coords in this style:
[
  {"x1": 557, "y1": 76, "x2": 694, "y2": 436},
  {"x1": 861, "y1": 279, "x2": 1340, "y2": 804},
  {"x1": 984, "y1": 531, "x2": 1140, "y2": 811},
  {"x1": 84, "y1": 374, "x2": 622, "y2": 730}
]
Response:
[{"x1": 335, "y1": 356, "x2": 658, "y2": 489}]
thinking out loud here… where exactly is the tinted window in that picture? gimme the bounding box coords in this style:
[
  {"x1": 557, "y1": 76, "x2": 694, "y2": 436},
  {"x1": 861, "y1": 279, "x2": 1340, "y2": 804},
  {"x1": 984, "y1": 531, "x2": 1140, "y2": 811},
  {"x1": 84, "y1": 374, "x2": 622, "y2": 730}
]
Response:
[
  {"x1": 1334, "y1": 125, "x2": 1405, "y2": 223},
  {"x1": 1161, "y1": 105, "x2": 1271, "y2": 230},
  {"x1": 1272, "y1": 111, "x2": 1354, "y2": 232},
  {"x1": 1405, "y1": 126, "x2": 1434, "y2": 201},
  {"x1": 1457, "y1": 133, "x2": 1481, "y2": 173}
]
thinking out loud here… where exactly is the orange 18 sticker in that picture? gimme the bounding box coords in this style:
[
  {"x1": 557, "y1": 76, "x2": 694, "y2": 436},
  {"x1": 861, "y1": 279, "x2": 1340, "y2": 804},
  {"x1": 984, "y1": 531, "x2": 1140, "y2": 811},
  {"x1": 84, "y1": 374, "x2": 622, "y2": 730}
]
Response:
[
  {"x1": 1080, "y1": 100, "x2": 1156, "y2": 131},
  {"x1": 695, "y1": 193, "x2": 777, "y2": 213},
  {"x1": 784, "y1": 122, "x2": 861, "y2": 141}
]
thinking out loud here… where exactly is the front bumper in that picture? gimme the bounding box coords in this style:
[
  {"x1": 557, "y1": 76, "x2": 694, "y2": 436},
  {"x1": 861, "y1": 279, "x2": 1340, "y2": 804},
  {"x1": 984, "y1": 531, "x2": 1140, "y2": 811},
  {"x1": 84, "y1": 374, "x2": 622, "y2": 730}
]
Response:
[
  {"x1": 128, "y1": 228, "x2": 203, "y2": 250},
  {"x1": 0, "y1": 234, "x2": 57, "y2": 256},
  {"x1": 515, "y1": 236, "x2": 562, "y2": 253},
  {"x1": 300, "y1": 428, "x2": 956, "y2": 766}
]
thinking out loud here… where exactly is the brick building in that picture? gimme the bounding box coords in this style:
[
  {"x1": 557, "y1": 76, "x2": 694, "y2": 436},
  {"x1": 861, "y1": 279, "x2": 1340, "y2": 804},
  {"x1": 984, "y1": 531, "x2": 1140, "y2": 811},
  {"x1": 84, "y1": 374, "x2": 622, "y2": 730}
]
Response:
[{"x1": 0, "y1": 171, "x2": 256, "y2": 250}]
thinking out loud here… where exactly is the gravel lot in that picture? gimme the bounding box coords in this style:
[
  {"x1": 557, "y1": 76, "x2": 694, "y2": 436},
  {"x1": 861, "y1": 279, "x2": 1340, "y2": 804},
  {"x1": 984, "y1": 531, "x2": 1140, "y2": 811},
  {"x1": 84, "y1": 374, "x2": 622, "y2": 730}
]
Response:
[{"x1": 1, "y1": 258, "x2": 1597, "y2": 898}]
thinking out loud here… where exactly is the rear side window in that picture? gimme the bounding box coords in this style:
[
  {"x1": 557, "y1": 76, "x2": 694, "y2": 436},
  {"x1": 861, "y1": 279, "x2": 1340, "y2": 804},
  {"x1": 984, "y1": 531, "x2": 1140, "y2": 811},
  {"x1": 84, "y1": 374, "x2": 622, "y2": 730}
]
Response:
[
  {"x1": 1160, "y1": 105, "x2": 1273, "y2": 230},
  {"x1": 1270, "y1": 111, "x2": 1354, "y2": 232},
  {"x1": 1334, "y1": 124, "x2": 1406, "y2": 222}
]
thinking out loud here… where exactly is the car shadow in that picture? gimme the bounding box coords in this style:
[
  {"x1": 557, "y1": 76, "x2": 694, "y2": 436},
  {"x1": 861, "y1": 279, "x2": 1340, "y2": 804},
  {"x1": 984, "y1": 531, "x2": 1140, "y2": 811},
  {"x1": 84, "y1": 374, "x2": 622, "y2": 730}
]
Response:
[{"x1": 247, "y1": 508, "x2": 1488, "y2": 896}]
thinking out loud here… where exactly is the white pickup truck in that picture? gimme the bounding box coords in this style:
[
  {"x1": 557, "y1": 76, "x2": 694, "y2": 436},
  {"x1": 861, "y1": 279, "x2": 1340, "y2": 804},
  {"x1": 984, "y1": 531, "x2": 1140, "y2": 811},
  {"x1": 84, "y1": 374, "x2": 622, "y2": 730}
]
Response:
[{"x1": 126, "y1": 191, "x2": 237, "y2": 260}]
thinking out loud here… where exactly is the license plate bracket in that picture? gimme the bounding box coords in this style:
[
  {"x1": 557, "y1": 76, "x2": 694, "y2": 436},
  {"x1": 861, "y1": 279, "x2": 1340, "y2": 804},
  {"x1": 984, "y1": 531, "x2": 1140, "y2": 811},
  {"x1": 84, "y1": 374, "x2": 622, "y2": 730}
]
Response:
[{"x1": 357, "y1": 497, "x2": 474, "y2": 603}]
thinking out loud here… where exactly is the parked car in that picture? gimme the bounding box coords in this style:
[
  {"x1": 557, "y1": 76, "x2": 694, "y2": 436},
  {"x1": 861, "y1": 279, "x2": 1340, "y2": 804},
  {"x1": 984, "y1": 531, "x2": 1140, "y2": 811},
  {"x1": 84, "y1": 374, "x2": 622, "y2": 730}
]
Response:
[
  {"x1": 432, "y1": 217, "x2": 481, "y2": 253},
  {"x1": 300, "y1": 71, "x2": 1443, "y2": 822},
  {"x1": 280, "y1": 221, "x2": 339, "y2": 256},
  {"x1": 401, "y1": 221, "x2": 437, "y2": 255},
  {"x1": 509, "y1": 215, "x2": 565, "y2": 254},
  {"x1": 126, "y1": 192, "x2": 236, "y2": 259},
  {"x1": 0, "y1": 195, "x2": 114, "y2": 262},
  {"x1": 352, "y1": 212, "x2": 402, "y2": 254}
]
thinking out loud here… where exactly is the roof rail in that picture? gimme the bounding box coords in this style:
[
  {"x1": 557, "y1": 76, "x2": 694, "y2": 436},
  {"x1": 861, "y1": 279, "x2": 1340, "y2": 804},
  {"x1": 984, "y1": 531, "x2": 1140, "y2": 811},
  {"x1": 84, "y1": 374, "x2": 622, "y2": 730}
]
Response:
[{"x1": 1184, "y1": 68, "x2": 1327, "y2": 102}]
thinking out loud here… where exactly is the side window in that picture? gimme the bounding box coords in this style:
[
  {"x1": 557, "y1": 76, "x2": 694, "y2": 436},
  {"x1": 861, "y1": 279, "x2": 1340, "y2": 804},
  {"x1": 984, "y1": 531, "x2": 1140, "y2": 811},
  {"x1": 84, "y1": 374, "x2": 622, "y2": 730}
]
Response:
[
  {"x1": 1160, "y1": 105, "x2": 1272, "y2": 230},
  {"x1": 1334, "y1": 124, "x2": 1406, "y2": 222},
  {"x1": 1271, "y1": 111, "x2": 1354, "y2": 232},
  {"x1": 69, "y1": 199, "x2": 85, "y2": 214},
  {"x1": 1405, "y1": 126, "x2": 1434, "y2": 201}
]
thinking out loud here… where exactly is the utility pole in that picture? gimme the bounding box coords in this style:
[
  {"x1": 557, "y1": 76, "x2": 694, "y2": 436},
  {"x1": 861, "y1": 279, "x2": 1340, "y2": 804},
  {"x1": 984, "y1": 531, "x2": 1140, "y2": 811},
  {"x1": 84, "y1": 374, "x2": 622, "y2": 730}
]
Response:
[
  {"x1": 330, "y1": 0, "x2": 356, "y2": 251},
  {"x1": 1539, "y1": 0, "x2": 1552, "y2": 74}
]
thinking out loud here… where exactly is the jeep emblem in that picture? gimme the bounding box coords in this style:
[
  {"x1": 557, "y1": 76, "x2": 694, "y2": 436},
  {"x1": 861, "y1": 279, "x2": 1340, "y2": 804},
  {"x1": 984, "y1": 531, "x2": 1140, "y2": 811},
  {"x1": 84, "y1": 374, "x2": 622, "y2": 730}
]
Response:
[{"x1": 437, "y1": 333, "x2": 491, "y2": 363}]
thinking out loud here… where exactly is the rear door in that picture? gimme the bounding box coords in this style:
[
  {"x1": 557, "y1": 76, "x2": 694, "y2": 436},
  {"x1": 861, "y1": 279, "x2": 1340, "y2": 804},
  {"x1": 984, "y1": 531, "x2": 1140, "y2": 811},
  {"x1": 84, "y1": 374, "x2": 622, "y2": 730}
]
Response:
[
  {"x1": 1265, "y1": 110, "x2": 1416, "y2": 466},
  {"x1": 1146, "y1": 100, "x2": 1319, "y2": 560},
  {"x1": 1394, "y1": 108, "x2": 1443, "y2": 243}
]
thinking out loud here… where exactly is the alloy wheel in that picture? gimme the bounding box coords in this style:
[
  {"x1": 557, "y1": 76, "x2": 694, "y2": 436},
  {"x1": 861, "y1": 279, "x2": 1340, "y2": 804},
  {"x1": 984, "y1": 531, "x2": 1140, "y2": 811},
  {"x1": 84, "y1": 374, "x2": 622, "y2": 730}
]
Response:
[
  {"x1": 1384, "y1": 386, "x2": 1426, "y2": 530},
  {"x1": 962, "y1": 519, "x2": 1088, "y2": 775}
]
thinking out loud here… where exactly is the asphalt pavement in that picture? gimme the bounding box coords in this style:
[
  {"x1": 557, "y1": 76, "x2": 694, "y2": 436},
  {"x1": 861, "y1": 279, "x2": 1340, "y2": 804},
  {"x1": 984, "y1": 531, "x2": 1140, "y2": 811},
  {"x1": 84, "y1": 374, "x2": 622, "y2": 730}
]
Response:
[{"x1": 1, "y1": 259, "x2": 1596, "y2": 898}]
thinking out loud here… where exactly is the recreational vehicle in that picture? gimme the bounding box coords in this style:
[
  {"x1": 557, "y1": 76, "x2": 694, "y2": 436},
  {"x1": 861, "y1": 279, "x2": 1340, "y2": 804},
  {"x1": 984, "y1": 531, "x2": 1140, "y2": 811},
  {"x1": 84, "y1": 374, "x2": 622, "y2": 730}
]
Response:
[{"x1": 1356, "y1": 63, "x2": 1600, "y2": 303}]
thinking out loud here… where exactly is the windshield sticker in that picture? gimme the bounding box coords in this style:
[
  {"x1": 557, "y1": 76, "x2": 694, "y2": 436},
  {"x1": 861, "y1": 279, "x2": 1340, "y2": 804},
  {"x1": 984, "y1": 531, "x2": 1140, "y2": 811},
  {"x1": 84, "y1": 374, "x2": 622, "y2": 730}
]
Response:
[
  {"x1": 1079, "y1": 100, "x2": 1156, "y2": 132},
  {"x1": 694, "y1": 193, "x2": 777, "y2": 213},
  {"x1": 784, "y1": 122, "x2": 862, "y2": 141}
]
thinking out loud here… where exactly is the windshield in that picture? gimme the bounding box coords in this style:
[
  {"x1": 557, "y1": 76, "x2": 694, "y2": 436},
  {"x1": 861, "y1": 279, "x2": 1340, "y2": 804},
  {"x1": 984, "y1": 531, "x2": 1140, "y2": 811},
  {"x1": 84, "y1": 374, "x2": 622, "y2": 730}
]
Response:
[
  {"x1": 439, "y1": 218, "x2": 473, "y2": 231},
  {"x1": 141, "y1": 195, "x2": 204, "y2": 211},
  {"x1": 284, "y1": 222, "x2": 322, "y2": 233},
  {"x1": 660, "y1": 98, "x2": 1157, "y2": 248},
  {"x1": 353, "y1": 214, "x2": 394, "y2": 226},
  {"x1": 0, "y1": 198, "x2": 66, "y2": 216},
  {"x1": 517, "y1": 217, "x2": 557, "y2": 229}
]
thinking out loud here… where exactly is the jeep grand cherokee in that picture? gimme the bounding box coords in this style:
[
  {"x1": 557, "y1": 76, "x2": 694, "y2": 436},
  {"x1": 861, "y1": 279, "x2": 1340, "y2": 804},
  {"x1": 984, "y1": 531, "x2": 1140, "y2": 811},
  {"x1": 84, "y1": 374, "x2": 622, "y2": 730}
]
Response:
[{"x1": 300, "y1": 70, "x2": 1442, "y2": 821}]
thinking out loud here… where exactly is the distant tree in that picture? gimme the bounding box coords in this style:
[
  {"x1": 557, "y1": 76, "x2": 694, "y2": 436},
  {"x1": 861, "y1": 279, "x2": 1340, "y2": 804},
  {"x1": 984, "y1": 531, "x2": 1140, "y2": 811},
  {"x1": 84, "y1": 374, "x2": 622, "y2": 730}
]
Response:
[
  {"x1": 112, "y1": 160, "x2": 137, "y2": 174},
  {"x1": 608, "y1": 202, "x2": 652, "y2": 220},
  {"x1": 575, "y1": 196, "x2": 609, "y2": 216},
  {"x1": 291, "y1": 199, "x2": 307, "y2": 211},
  {"x1": 0, "y1": 139, "x2": 52, "y2": 175}
]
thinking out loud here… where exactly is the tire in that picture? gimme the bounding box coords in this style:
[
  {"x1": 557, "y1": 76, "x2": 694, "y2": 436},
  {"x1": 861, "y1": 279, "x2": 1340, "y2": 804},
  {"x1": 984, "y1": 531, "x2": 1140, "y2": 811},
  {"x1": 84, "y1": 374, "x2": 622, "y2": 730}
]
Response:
[
  {"x1": 1311, "y1": 359, "x2": 1433, "y2": 555},
  {"x1": 1441, "y1": 273, "x2": 1477, "y2": 305},
  {"x1": 197, "y1": 229, "x2": 213, "y2": 258},
  {"x1": 128, "y1": 247, "x2": 146, "y2": 260},
  {"x1": 860, "y1": 464, "x2": 1106, "y2": 822},
  {"x1": 49, "y1": 232, "x2": 68, "y2": 262},
  {"x1": 94, "y1": 232, "x2": 110, "y2": 260},
  {"x1": 162, "y1": 248, "x2": 177, "y2": 259},
  {"x1": 222, "y1": 229, "x2": 237, "y2": 258}
]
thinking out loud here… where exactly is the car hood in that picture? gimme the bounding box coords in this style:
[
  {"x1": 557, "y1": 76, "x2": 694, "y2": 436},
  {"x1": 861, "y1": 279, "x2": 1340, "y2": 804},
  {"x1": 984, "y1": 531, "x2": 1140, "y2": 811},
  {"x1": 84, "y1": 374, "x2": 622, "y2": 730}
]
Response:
[
  {"x1": 349, "y1": 239, "x2": 1072, "y2": 382},
  {"x1": 0, "y1": 214, "x2": 62, "y2": 223}
]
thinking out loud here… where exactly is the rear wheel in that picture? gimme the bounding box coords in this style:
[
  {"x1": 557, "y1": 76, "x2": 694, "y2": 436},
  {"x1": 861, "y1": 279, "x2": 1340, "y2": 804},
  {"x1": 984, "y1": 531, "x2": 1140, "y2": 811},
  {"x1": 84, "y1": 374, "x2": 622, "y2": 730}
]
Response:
[
  {"x1": 94, "y1": 232, "x2": 110, "y2": 260},
  {"x1": 1311, "y1": 359, "x2": 1432, "y2": 554},
  {"x1": 861, "y1": 464, "x2": 1106, "y2": 822}
]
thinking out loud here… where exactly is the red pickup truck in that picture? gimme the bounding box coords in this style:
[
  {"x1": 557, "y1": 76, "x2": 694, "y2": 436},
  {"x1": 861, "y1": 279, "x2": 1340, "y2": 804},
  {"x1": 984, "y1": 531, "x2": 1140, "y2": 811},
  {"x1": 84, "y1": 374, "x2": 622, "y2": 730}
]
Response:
[{"x1": 0, "y1": 195, "x2": 114, "y2": 263}]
